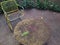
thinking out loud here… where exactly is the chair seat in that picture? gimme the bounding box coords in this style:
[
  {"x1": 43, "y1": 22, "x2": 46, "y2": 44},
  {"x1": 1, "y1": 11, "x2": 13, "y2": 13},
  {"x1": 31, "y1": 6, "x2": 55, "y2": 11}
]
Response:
[{"x1": 8, "y1": 10, "x2": 22, "y2": 21}]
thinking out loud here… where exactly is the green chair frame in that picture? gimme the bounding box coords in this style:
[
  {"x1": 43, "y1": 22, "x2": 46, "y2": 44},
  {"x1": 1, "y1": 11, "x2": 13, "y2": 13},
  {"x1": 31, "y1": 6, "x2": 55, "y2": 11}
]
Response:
[{"x1": 1, "y1": 0, "x2": 24, "y2": 31}]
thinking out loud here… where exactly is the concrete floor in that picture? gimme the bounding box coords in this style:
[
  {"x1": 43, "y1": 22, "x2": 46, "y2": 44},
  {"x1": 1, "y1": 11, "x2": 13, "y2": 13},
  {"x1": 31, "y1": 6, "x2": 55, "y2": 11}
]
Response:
[{"x1": 0, "y1": 9, "x2": 60, "y2": 45}]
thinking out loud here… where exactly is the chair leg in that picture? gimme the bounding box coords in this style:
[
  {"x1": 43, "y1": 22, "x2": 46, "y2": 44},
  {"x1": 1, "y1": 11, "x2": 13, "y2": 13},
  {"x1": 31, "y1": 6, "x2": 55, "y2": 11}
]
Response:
[{"x1": 6, "y1": 16, "x2": 13, "y2": 32}]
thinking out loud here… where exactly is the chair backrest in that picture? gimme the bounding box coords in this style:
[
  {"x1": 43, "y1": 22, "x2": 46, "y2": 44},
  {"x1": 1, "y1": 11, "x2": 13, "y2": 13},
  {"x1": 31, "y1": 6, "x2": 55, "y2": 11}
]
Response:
[{"x1": 1, "y1": 0, "x2": 18, "y2": 14}]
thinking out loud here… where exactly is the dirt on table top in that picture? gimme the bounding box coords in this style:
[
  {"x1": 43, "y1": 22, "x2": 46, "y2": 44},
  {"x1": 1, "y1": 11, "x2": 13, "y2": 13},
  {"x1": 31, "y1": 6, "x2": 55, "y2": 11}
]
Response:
[
  {"x1": 0, "y1": 9, "x2": 60, "y2": 45},
  {"x1": 14, "y1": 18, "x2": 51, "y2": 45}
]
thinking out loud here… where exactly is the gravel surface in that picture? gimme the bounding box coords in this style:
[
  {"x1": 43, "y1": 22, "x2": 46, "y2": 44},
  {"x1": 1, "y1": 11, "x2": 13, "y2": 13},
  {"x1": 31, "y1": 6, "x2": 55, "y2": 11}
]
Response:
[{"x1": 0, "y1": 9, "x2": 60, "y2": 45}]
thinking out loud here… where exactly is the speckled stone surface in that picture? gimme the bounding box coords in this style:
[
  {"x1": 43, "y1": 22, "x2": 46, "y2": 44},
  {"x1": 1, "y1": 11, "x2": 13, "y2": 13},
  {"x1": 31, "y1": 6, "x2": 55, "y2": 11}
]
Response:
[{"x1": 0, "y1": 9, "x2": 60, "y2": 45}]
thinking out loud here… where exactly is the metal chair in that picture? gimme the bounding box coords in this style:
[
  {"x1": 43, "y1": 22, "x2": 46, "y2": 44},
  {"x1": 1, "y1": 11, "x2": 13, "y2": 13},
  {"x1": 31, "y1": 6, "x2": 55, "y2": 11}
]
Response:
[{"x1": 1, "y1": 0, "x2": 24, "y2": 31}]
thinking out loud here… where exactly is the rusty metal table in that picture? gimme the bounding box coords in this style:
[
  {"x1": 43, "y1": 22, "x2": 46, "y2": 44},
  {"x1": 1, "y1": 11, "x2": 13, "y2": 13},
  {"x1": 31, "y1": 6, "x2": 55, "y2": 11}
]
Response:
[{"x1": 14, "y1": 18, "x2": 51, "y2": 45}]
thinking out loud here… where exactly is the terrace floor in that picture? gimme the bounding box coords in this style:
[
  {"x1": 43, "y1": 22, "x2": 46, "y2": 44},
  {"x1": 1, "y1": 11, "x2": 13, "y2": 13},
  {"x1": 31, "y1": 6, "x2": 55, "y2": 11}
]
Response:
[{"x1": 0, "y1": 9, "x2": 60, "y2": 45}]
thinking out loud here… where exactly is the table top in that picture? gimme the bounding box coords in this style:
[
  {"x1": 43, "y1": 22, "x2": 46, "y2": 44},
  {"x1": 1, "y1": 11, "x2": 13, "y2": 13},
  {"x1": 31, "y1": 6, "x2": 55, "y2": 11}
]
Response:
[{"x1": 14, "y1": 18, "x2": 51, "y2": 45}]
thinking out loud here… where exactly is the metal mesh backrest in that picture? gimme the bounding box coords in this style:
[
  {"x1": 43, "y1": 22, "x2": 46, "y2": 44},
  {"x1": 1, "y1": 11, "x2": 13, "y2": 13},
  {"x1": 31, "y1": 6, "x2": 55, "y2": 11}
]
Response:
[{"x1": 1, "y1": 0, "x2": 18, "y2": 14}]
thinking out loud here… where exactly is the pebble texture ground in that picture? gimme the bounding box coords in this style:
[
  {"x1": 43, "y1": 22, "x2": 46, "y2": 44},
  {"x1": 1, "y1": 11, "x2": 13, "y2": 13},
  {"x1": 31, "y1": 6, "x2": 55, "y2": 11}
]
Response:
[{"x1": 0, "y1": 9, "x2": 60, "y2": 45}]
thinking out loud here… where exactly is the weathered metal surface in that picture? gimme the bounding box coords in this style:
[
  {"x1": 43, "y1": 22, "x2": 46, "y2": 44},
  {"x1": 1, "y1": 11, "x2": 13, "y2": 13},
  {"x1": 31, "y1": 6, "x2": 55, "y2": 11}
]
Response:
[{"x1": 14, "y1": 18, "x2": 51, "y2": 45}]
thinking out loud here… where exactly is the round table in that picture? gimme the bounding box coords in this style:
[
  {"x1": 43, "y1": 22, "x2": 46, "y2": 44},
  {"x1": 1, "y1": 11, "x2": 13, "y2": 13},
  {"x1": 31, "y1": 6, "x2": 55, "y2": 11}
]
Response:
[{"x1": 14, "y1": 18, "x2": 51, "y2": 45}]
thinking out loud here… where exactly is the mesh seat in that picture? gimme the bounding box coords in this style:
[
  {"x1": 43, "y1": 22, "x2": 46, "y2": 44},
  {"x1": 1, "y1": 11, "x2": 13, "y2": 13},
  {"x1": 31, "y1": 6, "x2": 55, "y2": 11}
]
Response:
[{"x1": 7, "y1": 10, "x2": 22, "y2": 21}]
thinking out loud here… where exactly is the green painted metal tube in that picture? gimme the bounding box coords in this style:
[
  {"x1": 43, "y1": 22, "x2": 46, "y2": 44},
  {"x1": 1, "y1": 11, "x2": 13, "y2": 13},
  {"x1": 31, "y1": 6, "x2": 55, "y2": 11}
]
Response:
[{"x1": 21, "y1": 31, "x2": 29, "y2": 37}]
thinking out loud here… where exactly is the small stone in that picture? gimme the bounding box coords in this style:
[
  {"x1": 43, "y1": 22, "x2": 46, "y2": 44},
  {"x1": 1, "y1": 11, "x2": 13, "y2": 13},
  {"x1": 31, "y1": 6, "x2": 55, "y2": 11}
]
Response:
[{"x1": 41, "y1": 17, "x2": 43, "y2": 19}]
